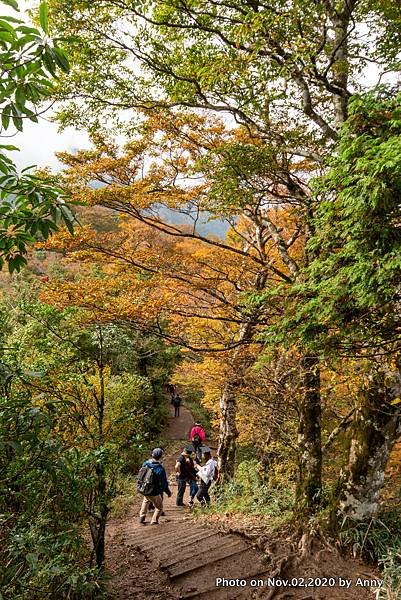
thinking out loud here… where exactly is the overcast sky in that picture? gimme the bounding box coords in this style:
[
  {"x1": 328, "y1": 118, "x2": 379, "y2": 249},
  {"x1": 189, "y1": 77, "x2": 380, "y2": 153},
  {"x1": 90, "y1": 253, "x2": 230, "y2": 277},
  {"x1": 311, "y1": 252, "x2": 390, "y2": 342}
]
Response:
[
  {"x1": 11, "y1": 119, "x2": 90, "y2": 171},
  {"x1": 3, "y1": 0, "x2": 90, "y2": 172}
]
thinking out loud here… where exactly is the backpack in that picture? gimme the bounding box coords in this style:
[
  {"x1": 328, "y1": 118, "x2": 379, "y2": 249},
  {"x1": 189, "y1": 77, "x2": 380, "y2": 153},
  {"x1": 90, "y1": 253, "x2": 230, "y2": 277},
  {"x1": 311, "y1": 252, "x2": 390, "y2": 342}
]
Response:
[
  {"x1": 192, "y1": 433, "x2": 201, "y2": 444},
  {"x1": 173, "y1": 396, "x2": 181, "y2": 407},
  {"x1": 213, "y1": 464, "x2": 219, "y2": 482},
  {"x1": 137, "y1": 465, "x2": 157, "y2": 496}
]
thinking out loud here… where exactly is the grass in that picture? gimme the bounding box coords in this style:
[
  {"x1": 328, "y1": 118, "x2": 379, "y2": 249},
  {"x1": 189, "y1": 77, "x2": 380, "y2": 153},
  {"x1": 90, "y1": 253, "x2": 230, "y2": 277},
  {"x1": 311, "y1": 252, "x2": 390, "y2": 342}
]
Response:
[
  {"x1": 110, "y1": 474, "x2": 138, "y2": 518},
  {"x1": 336, "y1": 506, "x2": 401, "y2": 600},
  {"x1": 203, "y1": 458, "x2": 294, "y2": 530}
]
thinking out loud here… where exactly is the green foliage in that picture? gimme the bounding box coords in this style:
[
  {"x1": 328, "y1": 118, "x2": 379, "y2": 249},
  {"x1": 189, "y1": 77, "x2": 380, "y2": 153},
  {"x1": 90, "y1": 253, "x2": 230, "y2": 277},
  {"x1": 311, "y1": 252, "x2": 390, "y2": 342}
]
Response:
[
  {"x1": 210, "y1": 459, "x2": 294, "y2": 527},
  {"x1": 0, "y1": 286, "x2": 179, "y2": 593},
  {"x1": 270, "y1": 91, "x2": 401, "y2": 355},
  {"x1": 0, "y1": 0, "x2": 69, "y2": 131},
  {"x1": 0, "y1": 169, "x2": 75, "y2": 273},
  {"x1": 0, "y1": 395, "x2": 104, "y2": 599},
  {"x1": 339, "y1": 511, "x2": 401, "y2": 562},
  {"x1": 0, "y1": 0, "x2": 74, "y2": 273},
  {"x1": 378, "y1": 540, "x2": 401, "y2": 600},
  {"x1": 338, "y1": 510, "x2": 401, "y2": 599},
  {"x1": 48, "y1": 0, "x2": 398, "y2": 146}
]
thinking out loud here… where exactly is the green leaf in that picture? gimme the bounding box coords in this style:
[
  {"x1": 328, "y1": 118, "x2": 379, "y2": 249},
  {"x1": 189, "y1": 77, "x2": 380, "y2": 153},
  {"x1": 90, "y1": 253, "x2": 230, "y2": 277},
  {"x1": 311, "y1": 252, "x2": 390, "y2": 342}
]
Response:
[
  {"x1": 1, "y1": 0, "x2": 19, "y2": 10},
  {"x1": 39, "y1": 1, "x2": 48, "y2": 34},
  {"x1": 0, "y1": 18, "x2": 17, "y2": 35},
  {"x1": 1, "y1": 108, "x2": 10, "y2": 130},
  {"x1": 0, "y1": 143, "x2": 19, "y2": 151},
  {"x1": 16, "y1": 25, "x2": 40, "y2": 35},
  {"x1": 8, "y1": 254, "x2": 27, "y2": 273},
  {"x1": 43, "y1": 49, "x2": 56, "y2": 77},
  {"x1": 11, "y1": 111, "x2": 23, "y2": 131},
  {"x1": 59, "y1": 204, "x2": 75, "y2": 234},
  {"x1": 53, "y1": 46, "x2": 69, "y2": 72},
  {"x1": 0, "y1": 29, "x2": 14, "y2": 44},
  {"x1": 15, "y1": 85, "x2": 26, "y2": 109},
  {"x1": 7, "y1": 440, "x2": 22, "y2": 453},
  {"x1": 26, "y1": 552, "x2": 39, "y2": 572}
]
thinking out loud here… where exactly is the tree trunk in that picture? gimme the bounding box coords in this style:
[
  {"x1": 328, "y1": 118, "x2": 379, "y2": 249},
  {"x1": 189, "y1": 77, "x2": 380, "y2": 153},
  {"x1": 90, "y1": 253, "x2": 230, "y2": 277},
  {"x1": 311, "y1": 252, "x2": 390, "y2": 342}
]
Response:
[
  {"x1": 336, "y1": 367, "x2": 401, "y2": 521},
  {"x1": 94, "y1": 463, "x2": 109, "y2": 568},
  {"x1": 296, "y1": 354, "x2": 322, "y2": 514},
  {"x1": 217, "y1": 382, "x2": 238, "y2": 482},
  {"x1": 217, "y1": 322, "x2": 255, "y2": 483}
]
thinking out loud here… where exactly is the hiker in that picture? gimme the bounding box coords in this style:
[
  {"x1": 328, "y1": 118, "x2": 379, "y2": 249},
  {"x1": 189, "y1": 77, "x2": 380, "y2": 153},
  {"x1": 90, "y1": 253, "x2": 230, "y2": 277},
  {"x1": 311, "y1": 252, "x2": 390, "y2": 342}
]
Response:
[
  {"x1": 137, "y1": 447, "x2": 172, "y2": 525},
  {"x1": 195, "y1": 448, "x2": 218, "y2": 506},
  {"x1": 189, "y1": 422, "x2": 206, "y2": 461},
  {"x1": 175, "y1": 446, "x2": 195, "y2": 506},
  {"x1": 186, "y1": 452, "x2": 199, "y2": 507},
  {"x1": 173, "y1": 394, "x2": 181, "y2": 417},
  {"x1": 166, "y1": 382, "x2": 174, "y2": 400}
]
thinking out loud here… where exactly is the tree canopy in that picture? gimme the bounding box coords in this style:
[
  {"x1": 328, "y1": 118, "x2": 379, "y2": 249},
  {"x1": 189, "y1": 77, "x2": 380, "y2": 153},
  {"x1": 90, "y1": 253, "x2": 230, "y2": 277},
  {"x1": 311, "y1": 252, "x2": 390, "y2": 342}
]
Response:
[{"x1": 0, "y1": 0, "x2": 73, "y2": 273}]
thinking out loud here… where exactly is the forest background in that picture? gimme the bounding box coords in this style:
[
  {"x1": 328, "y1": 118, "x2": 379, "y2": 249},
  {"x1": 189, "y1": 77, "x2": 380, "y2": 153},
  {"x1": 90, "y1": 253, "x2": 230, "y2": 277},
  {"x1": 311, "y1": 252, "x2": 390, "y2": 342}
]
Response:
[{"x1": 1, "y1": 0, "x2": 401, "y2": 599}]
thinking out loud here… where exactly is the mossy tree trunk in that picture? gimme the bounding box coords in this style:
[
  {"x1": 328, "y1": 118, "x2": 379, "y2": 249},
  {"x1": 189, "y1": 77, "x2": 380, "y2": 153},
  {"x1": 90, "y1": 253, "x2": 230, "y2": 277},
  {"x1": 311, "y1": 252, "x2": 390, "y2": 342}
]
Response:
[
  {"x1": 296, "y1": 354, "x2": 322, "y2": 514},
  {"x1": 217, "y1": 382, "x2": 238, "y2": 482},
  {"x1": 217, "y1": 323, "x2": 255, "y2": 483},
  {"x1": 336, "y1": 366, "x2": 401, "y2": 521}
]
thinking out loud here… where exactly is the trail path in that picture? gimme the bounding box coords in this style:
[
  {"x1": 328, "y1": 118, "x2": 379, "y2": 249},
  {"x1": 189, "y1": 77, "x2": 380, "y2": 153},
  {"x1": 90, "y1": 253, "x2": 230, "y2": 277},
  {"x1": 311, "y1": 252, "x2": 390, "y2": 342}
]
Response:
[
  {"x1": 106, "y1": 400, "x2": 270, "y2": 600},
  {"x1": 106, "y1": 401, "x2": 376, "y2": 600}
]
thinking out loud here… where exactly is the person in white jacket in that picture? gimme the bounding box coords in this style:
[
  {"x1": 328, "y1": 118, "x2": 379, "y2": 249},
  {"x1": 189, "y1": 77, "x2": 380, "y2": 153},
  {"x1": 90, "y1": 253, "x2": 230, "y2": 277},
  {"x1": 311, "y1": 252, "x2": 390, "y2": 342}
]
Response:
[{"x1": 195, "y1": 449, "x2": 218, "y2": 505}]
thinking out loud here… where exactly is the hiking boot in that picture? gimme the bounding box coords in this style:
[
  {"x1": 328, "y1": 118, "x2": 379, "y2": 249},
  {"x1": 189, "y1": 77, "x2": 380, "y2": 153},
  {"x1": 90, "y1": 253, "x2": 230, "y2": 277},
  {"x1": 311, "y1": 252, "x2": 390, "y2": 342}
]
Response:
[
  {"x1": 150, "y1": 521, "x2": 159, "y2": 526},
  {"x1": 139, "y1": 516, "x2": 146, "y2": 524},
  {"x1": 189, "y1": 499, "x2": 194, "y2": 506},
  {"x1": 161, "y1": 511, "x2": 166, "y2": 516}
]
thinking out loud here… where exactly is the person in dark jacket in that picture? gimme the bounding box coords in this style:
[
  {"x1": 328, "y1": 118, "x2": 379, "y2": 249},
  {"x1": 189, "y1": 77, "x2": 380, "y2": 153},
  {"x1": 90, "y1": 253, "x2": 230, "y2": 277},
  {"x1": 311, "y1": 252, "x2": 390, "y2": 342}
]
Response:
[
  {"x1": 187, "y1": 455, "x2": 199, "y2": 506},
  {"x1": 175, "y1": 446, "x2": 194, "y2": 506},
  {"x1": 139, "y1": 448, "x2": 172, "y2": 525},
  {"x1": 173, "y1": 394, "x2": 181, "y2": 417}
]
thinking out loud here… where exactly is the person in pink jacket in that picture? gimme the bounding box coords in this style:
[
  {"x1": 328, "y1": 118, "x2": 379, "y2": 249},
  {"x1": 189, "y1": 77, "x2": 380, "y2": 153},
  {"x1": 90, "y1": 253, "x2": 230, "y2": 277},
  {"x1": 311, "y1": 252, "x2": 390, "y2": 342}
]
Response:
[{"x1": 189, "y1": 422, "x2": 206, "y2": 461}]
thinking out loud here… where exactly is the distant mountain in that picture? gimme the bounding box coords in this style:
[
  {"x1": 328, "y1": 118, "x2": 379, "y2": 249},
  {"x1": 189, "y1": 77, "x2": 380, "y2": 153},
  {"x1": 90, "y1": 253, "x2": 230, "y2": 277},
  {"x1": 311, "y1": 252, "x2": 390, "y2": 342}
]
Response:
[{"x1": 158, "y1": 206, "x2": 229, "y2": 239}]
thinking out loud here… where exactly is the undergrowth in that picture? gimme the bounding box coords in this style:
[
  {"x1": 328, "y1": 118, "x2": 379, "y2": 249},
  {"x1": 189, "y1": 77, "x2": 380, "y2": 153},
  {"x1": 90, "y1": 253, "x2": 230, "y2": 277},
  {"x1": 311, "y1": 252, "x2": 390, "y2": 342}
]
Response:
[
  {"x1": 338, "y1": 506, "x2": 401, "y2": 600},
  {"x1": 208, "y1": 459, "x2": 294, "y2": 529},
  {"x1": 110, "y1": 475, "x2": 137, "y2": 519}
]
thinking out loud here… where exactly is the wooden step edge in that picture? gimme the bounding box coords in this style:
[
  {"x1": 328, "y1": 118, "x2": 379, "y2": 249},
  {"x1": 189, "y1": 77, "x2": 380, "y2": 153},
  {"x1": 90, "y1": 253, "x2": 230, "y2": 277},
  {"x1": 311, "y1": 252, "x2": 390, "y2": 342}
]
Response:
[
  {"x1": 134, "y1": 525, "x2": 209, "y2": 544},
  {"x1": 138, "y1": 530, "x2": 219, "y2": 553},
  {"x1": 160, "y1": 539, "x2": 242, "y2": 570},
  {"x1": 169, "y1": 546, "x2": 248, "y2": 580},
  {"x1": 155, "y1": 532, "x2": 222, "y2": 562},
  {"x1": 126, "y1": 524, "x2": 204, "y2": 544}
]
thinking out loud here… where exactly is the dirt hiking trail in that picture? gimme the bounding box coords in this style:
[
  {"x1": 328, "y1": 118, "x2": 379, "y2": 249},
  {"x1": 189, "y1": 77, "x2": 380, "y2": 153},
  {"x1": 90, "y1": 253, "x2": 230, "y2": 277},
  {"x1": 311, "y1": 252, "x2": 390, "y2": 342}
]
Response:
[{"x1": 105, "y1": 400, "x2": 376, "y2": 600}]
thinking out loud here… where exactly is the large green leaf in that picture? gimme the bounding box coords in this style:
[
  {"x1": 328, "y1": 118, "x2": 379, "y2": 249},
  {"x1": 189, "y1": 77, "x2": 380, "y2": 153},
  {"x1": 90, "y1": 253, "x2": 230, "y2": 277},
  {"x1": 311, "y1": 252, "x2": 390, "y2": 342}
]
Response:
[{"x1": 39, "y1": 1, "x2": 48, "y2": 34}]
